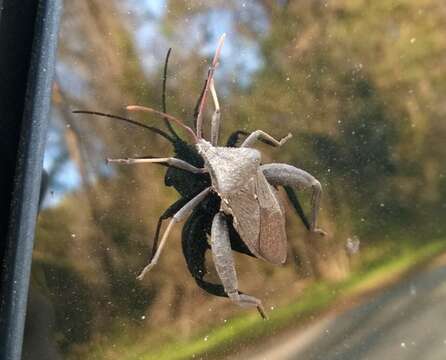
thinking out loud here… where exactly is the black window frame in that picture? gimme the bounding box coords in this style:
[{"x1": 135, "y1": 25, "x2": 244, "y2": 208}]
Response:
[{"x1": 0, "y1": 1, "x2": 62, "y2": 359}]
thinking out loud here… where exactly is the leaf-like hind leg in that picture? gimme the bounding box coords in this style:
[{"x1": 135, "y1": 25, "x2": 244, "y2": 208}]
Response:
[
  {"x1": 137, "y1": 187, "x2": 211, "y2": 280},
  {"x1": 211, "y1": 212, "x2": 267, "y2": 319},
  {"x1": 241, "y1": 130, "x2": 292, "y2": 148},
  {"x1": 262, "y1": 163, "x2": 327, "y2": 236},
  {"x1": 210, "y1": 79, "x2": 221, "y2": 145},
  {"x1": 107, "y1": 156, "x2": 207, "y2": 174},
  {"x1": 283, "y1": 186, "x2": 311, "y2": 231}
]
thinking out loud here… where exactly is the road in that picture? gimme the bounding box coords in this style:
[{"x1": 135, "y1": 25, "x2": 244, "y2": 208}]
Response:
[{"x1": 244, "y1": 256, "x2": 446, "y2": 360}]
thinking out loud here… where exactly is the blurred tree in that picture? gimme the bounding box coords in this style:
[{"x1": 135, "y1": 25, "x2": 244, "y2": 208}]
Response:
[{"x1": 32, "y1": 0, "x2": 446, "y2": 357}]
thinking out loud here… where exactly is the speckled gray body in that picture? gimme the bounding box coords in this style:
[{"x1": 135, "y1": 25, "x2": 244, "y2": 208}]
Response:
[{"x1": 196, "y1": 139, "x2": 288, "y2": 265}]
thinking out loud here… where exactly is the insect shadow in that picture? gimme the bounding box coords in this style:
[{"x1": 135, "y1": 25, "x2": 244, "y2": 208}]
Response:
[{"x1": 74, "y1": 35, "x2": 326, "y2": 319}]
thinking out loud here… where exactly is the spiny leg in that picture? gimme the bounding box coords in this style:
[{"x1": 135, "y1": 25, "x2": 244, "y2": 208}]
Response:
[
  {"x1": 211, "y1": 212, "x2": 267, "y2": 319},
  {"x1": 262, "y1": 163, "x2": 327, "y2": 235},
  {"x1": 137, "y1": 187, "x2": 212, "y2": 280},
  {"x1": 107, "y1": 156, "x2": 207, "y2": 174},
  {"x1": 241, "y1": 130, "x2": 293, "y2": 148},
  {"x1": 210, "y1": 79, "x2": 221, "y2": 145}
]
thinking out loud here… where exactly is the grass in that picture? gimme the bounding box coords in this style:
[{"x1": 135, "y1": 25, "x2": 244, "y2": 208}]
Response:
[{"x1": 120, "y1": 237, "x2": 446, "y2": 360}]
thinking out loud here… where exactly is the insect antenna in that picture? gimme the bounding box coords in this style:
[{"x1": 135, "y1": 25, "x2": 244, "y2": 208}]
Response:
[
  {"x1": 126, "y1": 105, "x2": 198, "y2": 143},
  {"x1": 195, "y1": 33, "x2": 226, "y2": 139},
  {"x1": 72, "y1": 110, "x2": 175, "y2": 143},
  {"x1": 162, "y1": 48, "x2": 180, "y2": 139},
  {"x1": 193, "y1": 78, "x2": 208, "y2": 130}
]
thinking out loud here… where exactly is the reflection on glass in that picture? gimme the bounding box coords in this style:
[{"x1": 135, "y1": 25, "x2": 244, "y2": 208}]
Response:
[{"x1": 25, "y1": 1, "x2": 446, "y2": 359}]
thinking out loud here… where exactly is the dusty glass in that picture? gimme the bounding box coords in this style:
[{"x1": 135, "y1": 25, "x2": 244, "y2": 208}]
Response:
[{"x1": 24, "y1": 1, "x2": 446, "y2": 359}]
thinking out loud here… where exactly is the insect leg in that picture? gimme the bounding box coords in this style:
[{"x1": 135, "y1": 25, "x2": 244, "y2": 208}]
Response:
[
  {"x1": 226, "y1": 130, "x2": 249, "y2": 147},
  {"x1": 195, "y1": 34, "x2": 226, "y2": 139},
  {"x1": 210, "y1": 79, "x2": 221, "y2": 145},
  {"x1": 226, "y1": 130, "x2": 285, "y2": 148},
  {"x1": 283, "y1": 186, "x2": 311, "y2": 231},
  {"x1": 151, "y1": 196, "x2": 191, "y2": 262},
  {"x1": 137, "y1": 187, "x2": 211, "y2": 280},
  {"x1": 107, "y1": 157, "x2": 207, "y2": 174},
  {"x1": 211, "y1": 212, "x2": 267, "y2": 319},
  {"x1": 241, "y1": 130, "x2": 292, "y2": 148},
  {"x1": 182, "y1": 206, "x2": 227, "y2": 297},
  {"x1": 261, "y1": 163, "x2": 327, "y2": 236}
]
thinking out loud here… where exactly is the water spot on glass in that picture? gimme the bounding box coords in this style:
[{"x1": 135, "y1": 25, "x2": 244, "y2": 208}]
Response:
[{"x1": 346, "y1": 236, "x2": 360, "y2": 255}]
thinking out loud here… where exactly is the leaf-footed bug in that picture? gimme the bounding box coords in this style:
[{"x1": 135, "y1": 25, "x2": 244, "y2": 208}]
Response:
[{"x1": 74, "y1": 34, "x2": 326, "y2": 319}]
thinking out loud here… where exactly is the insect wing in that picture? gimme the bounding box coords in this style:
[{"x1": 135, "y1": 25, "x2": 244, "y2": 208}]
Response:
[
  {"x1": 221, "y1": 177, "x2": 262, "y2": 259},
  {"x1": 256, "y1": 171, "x2": 287, "y2": 264},
  {"x1": 222, "y1": 170, "x2": 287, "y2": 265},
  {"x1": 204, "y1": 144, "x2": 287, "y2": 264}
]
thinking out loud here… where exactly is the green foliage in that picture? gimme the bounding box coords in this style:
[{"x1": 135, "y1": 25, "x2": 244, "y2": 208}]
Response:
[
  {"x1": 120, "y1": 237, "x2": 446, "y2": 360},
  {"x1": 36, "y1": 0, "x2": 446, "y2": 358}
]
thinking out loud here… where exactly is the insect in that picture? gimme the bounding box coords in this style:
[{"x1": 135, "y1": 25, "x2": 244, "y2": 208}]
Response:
[{"x1": 74, "y1": 34, "x2": 326, "y2": 318}]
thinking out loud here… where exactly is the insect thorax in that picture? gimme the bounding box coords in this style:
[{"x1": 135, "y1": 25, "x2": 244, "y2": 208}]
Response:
[{"x1": 196, "y1": 139, "x2": 261, "y2": 195}]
